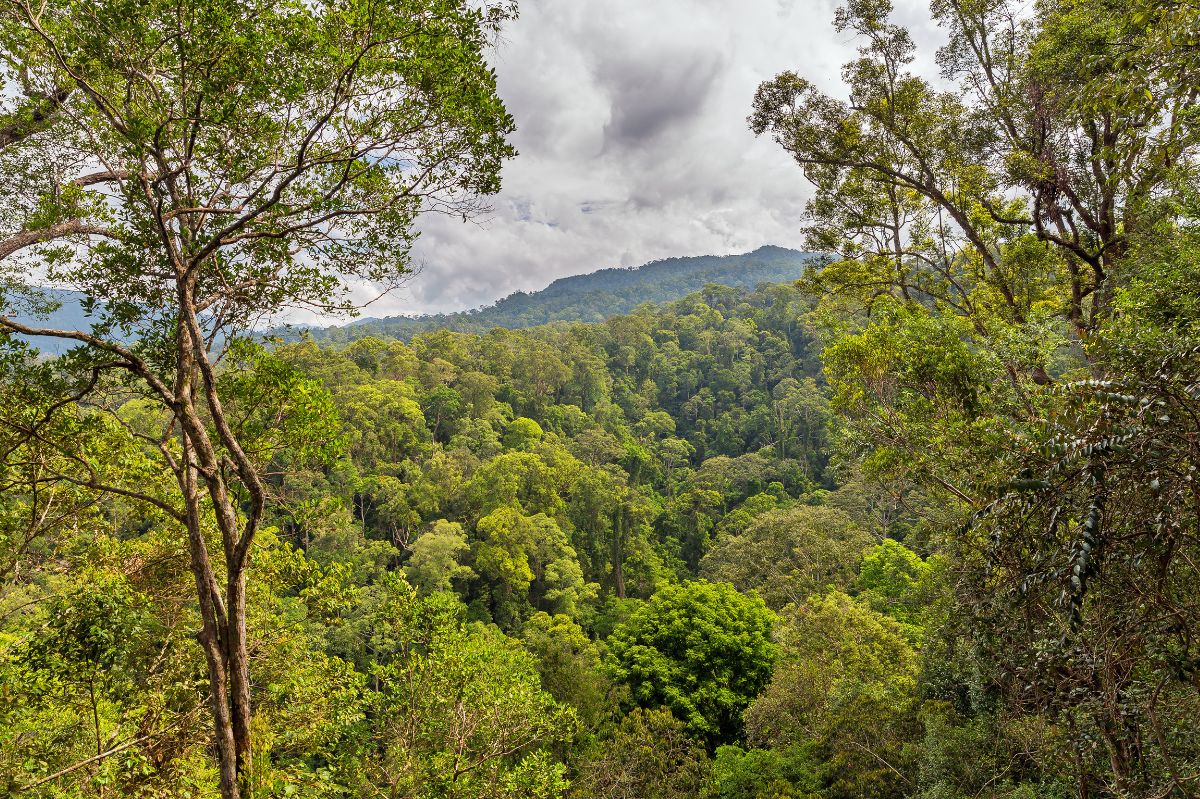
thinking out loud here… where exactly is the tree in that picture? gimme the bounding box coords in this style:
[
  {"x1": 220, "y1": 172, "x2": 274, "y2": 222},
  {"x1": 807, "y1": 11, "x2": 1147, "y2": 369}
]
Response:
[
  {"x1": 421, "y1": 385, "x2": 465, "y2": 443},
  {"x1": 750, "y1": 1, "x2": 1200, "y2": 794},
  {"x1": 654, "y1": 436, "x2": 695, "y2": 497},
  {"x1": 708, "y1": 744, "x2": 824, "y2": 799},
  {"x1": 965, "y1": 318, "x2": 1200, "y2": 796},
  {"x1": 607, "y1": 580, "x2": 776, "y2": 746},
  {"x1": 0, "y1": 354, "x2": 139, "y2": 588},
  {"x1": 700, "y1": 506, "x2": 871, "y2": 610},
  {"x1": 855, "y1": 539, "x2": 940, "y2": 634},
  {"x1": 0, "y1": 0, "x2": 515, "y2": 794},
  {"x1": 341, "y1": 580, "x2": 575, "y2": 799},
  {"x1": 473, "y1": 506, "x2": 595, "y2": 627},
  {"x1": 771, "y1": 376, "x2": 829, "y2": 476},
  {"x1": 659, "y1": 487, "x2": 722, "y2": 572},
  {"x1": 569, "y1": 708, "x2": 710, "y2": 799},
  {"x1": 504, "y1": 416, "x2": 546, "y2": 451},
  {"x1": 336, "y1": 382, "x2": 430, "y2": 468},
  {"x1": 751, "y1": 0, "x2": 1198, "y2": 350},
  {"x1": 745, "y1": 591, "x2": 919, "y2": 799},
  {"x1": 1, "y1": 555, "x2": 210, "y2": 796},
  {"x1": 748, "y1": 0, "x2": 1200, "y2": 523},
  {"x1": 520, "y1": 612, "x2": 615, "y2": 732},
  {"x1": 404, "y1": 519, "x2": 475, "y2": 595},
  {"x1": 474, "y1": 507, "x2": 538, "y2": 615}
]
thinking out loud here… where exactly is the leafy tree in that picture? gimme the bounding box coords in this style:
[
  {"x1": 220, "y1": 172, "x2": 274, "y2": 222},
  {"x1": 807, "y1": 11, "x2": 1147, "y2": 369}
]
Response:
[
  {"x1": 465, "y1": 451, "x2": 567, "y2": 517},
  {"x1": 771, "y1": 376, "x2": 830, "y2": 475},
  {"x1": 746, "y1": 591, "x2": 920, "y2": 799},
  {"x1": 701, "y1": 505, "x2": 871, "y2": 610},
  {"x1": 709, "y1": 744, "x2": 824, "y2": 799},
  {"x1": 337, "y1": 382, "x2": 430, "y2": 468},
  {"x1": 855, "y1": 539, "x2": 942, "y2": 635},
  {"x1": 474, "y1": 507, "x2": 595, "y2": 627},
  {"x1": 521, "y1": 612, "x2": 616, "y2": 732},
  {"x1": 749, "y1": 1, "x2": 1200, "y2": 794},
  {"x1": 421, "y1": 385, "x2": 466, "y2": 443},
  {"x1": 0, "y1": 497, "x2": 214, "y2": 797},
  {"x1": 504, "y1": 416, "x2": 546, "y2": 451},
  {"x1": 963, "y1": 333, "x2": 1200, "y2": 795},
  {"x1": 475, "y1": 507, "x2": 539, "y2": 606},
  {"x1": 342, "y1": 581, "x2": 575, "y2": 799},
  {"x1": 654, "y1": 436, "x2": 696, "y2": 496},
  {"x1": 404, "y1": 519, "x2": 476, "y2": 595},
  {"x1": 569, "y1": 708, "x2": 710, "y2": 799},
  {"x1": 751, "y1": 0, "x2": 1197, "y2": 348},
  {"x1": 608, "y1": 580, "x2": 776, "y2": 746},
  {"x1": 0, "y1": 0, "x2": 515, "y2": 793},
  {"x1": 659, "y1": 488, "x2": 723, "y2": 571}
]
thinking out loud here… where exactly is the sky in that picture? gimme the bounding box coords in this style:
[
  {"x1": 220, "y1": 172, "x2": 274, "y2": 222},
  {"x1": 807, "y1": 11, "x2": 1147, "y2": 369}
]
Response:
[{"x1": 354, "y1": 0, "x2": 942, "y2": 319}]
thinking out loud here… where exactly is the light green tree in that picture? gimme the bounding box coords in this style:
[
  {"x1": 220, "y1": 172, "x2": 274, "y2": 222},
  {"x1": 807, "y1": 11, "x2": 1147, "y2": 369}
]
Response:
[
  {"x1": 341, "y1": 580, "x2": 576, "y2": 799},
  {"x1": 404, "y1": 520, "x2": 476, "y2": 595},
  {"x1": 570, "y1": 708, "x2": 710, "y2": 799},
  {"x1": 0, "y1": 0, "x2": 516, "y2": 792},
  {"x1": 745, "y1": 591, "x2": 919, "y2": 799},
  {"x1": 701, "y1": 506, "x2": 871, "y2": 610}
]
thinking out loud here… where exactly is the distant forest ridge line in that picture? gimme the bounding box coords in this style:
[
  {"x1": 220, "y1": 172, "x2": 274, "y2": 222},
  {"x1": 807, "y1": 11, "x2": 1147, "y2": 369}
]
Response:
[
  {"x1": 8, "y1": 246, "x2": 816, "y2": 354},
  {"x1": 284, "y1": 245, "x2": 817, "y2": 342}
]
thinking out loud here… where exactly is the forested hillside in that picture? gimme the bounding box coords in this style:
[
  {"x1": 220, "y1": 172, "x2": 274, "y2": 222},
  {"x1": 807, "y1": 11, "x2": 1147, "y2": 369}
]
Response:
[
  {"x1": 0, "y1": 0, "x2": 1197, "y2": 797},
  {"x1": 298, "y1": 246, "x2": 815, "y2": 342},
  {"x1": 2, "y1": 281, "x2": 935, "y2": 797}
]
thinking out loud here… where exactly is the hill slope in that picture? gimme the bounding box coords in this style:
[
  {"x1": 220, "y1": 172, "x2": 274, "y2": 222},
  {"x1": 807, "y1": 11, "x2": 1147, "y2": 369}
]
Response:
[{"x1": 303, "y1": 245, "x2": 814, "y2": 343}]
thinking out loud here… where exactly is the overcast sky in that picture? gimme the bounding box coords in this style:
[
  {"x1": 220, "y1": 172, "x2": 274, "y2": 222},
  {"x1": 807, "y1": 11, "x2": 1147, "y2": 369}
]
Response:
[{"x1": 353, "y1": 0, "x2": 941, "y2": 319}]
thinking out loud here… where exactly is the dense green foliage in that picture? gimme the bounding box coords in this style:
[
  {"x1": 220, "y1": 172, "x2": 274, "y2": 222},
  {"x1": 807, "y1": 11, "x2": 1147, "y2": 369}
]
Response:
[
  {"x1": 607, "y1": 581, "x2": 776, "y2": 746},
  {"x1": 1, "y1": 0, "x2": 1198, "y2": 796},
  {"x1": 3, "y1": 280, "x2": 878, "y2": 796}
]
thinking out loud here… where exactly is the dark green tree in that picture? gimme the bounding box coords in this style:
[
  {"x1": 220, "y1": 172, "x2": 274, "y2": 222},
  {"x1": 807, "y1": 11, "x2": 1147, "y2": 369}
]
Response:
[{"x1": 608, "y1": 580, "x2": 776, "y2": 746}]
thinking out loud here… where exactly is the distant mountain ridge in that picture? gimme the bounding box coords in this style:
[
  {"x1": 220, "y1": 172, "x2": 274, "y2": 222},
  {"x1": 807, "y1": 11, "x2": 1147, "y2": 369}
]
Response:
[
  {"x1": 7, "y1": 246, "x2": 816, "y2": 354},
  {"x1": 298, "y1": 245, "x2": 816, "y2": 343}
]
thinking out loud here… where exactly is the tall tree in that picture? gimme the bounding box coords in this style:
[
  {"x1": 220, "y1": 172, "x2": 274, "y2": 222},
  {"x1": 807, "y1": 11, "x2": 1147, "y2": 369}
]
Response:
[
  {"x1": 750, "y1": 0, "x2": 1198, "y2": 350},
  {"x1": 0, "y1": 0, "x2": 515, "y2": 795},
  {"x1": 752, "y1": 1, "x2": 1200, "y2": 795}
]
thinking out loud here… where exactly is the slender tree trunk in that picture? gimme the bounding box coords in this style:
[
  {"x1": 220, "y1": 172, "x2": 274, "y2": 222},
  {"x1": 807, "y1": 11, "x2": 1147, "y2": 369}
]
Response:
[
  {"x1": 227, "y1": 572, "x2": 253, "y2": 785},
  {"x1": 611, "y1": 505, "x2": 626, "y2": 599},
  {"x1": 171, "y1": 297, "x2": 258, "y2": 799},
  {"x1": 178, "y1": 447, "x2": 241, "y2": 799}
]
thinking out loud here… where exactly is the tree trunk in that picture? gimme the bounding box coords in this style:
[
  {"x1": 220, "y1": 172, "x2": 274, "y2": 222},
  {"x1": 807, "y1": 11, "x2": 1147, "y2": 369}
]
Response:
[
  {"x1": 611, "y1": 505, "x2": 626, "y2": 599},
  {"x1": 227, "y1": 572, "x2": 253, "y2": 787},
  {"x1": 172, "y1": 303, "x2": 258, "y2": 799},
  {"x1": 180, "y1": 464, "x2": 242, "y2": 799}
]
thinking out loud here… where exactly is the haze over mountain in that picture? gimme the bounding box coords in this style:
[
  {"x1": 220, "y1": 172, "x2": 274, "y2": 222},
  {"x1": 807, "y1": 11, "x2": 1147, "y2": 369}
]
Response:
[
  {"x1": 11, "y1": 246, "x2": 814, "y2": 355},
  {"x1": 4, "y1": 289, "x2": 116, "y2": 357},
  {"x1": 292, "y1": 245, "x2": 815, "y2": 343}
]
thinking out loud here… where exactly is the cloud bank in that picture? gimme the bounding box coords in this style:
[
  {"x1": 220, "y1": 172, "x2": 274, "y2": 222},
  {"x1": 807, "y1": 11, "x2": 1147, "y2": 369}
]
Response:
[{"x1": 346, "y1": 0, "x2": 941, "y2": 319}]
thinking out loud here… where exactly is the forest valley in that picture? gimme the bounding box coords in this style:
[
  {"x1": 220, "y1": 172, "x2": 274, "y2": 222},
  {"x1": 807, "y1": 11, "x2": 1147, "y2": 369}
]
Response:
[{"x1": 0, "y1": 0, "x2": 1198, "y2": 797}]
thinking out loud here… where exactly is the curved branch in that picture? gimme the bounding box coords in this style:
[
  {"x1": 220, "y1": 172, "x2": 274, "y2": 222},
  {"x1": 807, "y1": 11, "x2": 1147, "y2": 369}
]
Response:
[
  {"x1": 0, "y1": 86, "x2": 72, "y2": 150},
  {"x1": 0, "y1": 219, "x2": 121, "y2": 262}
]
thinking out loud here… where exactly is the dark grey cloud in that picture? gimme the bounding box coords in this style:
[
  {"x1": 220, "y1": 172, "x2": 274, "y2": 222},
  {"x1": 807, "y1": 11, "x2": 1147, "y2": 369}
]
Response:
[
  {"x1": 598, "y1": 49, "x2": 724, "y2": 149},
  {"x1": 317, "y1": 0, "x2": 943, "y2": 321}
]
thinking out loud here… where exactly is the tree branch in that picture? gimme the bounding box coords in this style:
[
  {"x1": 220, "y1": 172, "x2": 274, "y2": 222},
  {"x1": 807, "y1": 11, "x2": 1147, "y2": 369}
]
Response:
[{"x1": 0, "y1": 219, "x2": 121, "y2": 262}]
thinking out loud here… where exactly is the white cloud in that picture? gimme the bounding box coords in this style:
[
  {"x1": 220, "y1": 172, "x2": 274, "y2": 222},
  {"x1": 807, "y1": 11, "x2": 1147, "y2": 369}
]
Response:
[{"x1": 340, "y1": 0, "x2": 943, "y2": 319}]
